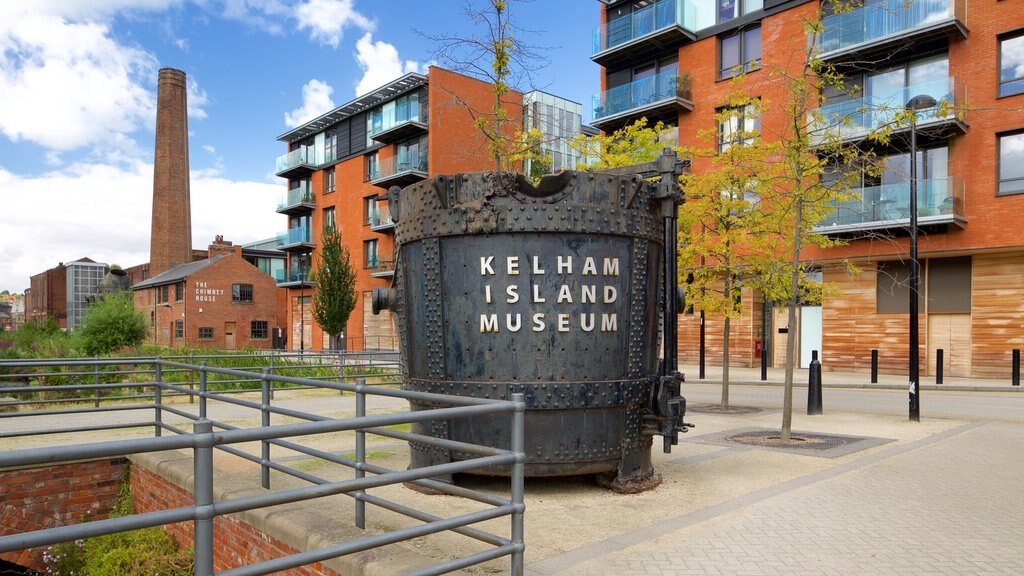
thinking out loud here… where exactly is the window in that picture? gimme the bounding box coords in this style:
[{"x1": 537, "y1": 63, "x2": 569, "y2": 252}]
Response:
[
  {"x1": 719, "y1": 26, "x2": 761, "y2": 79},
  {"x1": 876, "y1": 261, "x2": 924, "y2": 314},
  {"x1": 324, "y1": 129, "x2": 338, "y2": 162},
  {"x1": 198, "y1": 327, "x2": 214, "y2": 340},
  {"x1": 364, "y1": 239, "x2": 379, "y2": 269},
  {"x1": 1000, "y1": 31, "x2": 1024, "y2": 98},
  {"x1": 251, "y1": 320, "x2": 269, "y2": 339},
  {"x1": 718, "y1": 102, "x2": 761, "y2": 152},
  {"x1": 323, "y1": 207, "x2": 336, "y2": 232},
  {"x1": 174, "y1": 320, "x2": 183, "y2": 339},
  {"x1": 324, "y1": 167, "x2": 335, "y2": 194},
  {"x1": 999, "y1": 131, "x2": 1024, "y2": 195},
  {"x1": 157, "y1": 285, "x2": 169, "y2": 304},
  {"x1": 150, "y1": 311, "x2": 155, "y2": 327},
  {"x1": 174, "y1": 282, "x2": 184, "y2": 302},
  {"x1": 364, "y1": 196, "x2": 378, "y2": 225},
  {"x1": 365, "y1": 151, "x2": 379, "y2": 181},
  {"x1": 232, "y1": 283, "x2": 253, "y2": 303}
]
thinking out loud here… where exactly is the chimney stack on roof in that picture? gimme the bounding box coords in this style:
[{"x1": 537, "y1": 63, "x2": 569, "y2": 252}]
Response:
[{"x1": 149, "y1": 67, "x2": 193, "y2": 277}]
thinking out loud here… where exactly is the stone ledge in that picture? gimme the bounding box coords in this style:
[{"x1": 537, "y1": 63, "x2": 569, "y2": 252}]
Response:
[{"x1": 130, "y1": 450, "x2": 463, "y2": 575}]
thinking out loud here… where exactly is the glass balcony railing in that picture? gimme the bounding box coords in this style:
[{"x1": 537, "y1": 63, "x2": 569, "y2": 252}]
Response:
[
  {"x1": 275, "y1": 146, "x2": 315, "y2": 175},
  {"x1": 815, "y1": 177, "x2": 963, "y2": 232},
  {"x1": 370, "y1": 152, "x2": 428, "y2": 181},
  {"x1": 593, "y1": 69, "x2": 691, "y2": 122},
  {"x1": 368, "y1": 101, "x2": 424, "y2": 138},
  {"x1": 593, "y1": 0, "x2": 697, "y2": 55},
  {"x1": 276, "y1": 226, "x2": 312, "y2": 247},
  {"x1": 366, "y1": 257, "x2": 395, "y2": 272},
  {"x1": 819, "y1": 0, "x2": 961, "y2": 56},
  {"x1": 369, "y1": 206, "x2": 394, "y2": 229},
  {"x1": 277, "y1": 183, "x2": 314, "y2": 211},
  {"x1": 811, "y1": 77, "x2": 961, "y2": 143},
  {"x1": 274, "y1": 269, "x2": 310, "y2": 284}
]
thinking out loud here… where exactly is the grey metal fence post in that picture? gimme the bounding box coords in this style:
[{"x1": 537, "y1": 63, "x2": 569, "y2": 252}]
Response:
[
  {"x1": 93, "y1": 358, "x2": 101, "y2": 408},
  {"x1": 193, "y1": 419, "x2": 215, "y2": 576},
  {"x1": 189, "y1": 351, "x2": 196, "y2": 405},
  {"x1": 511, "y1": 392, "x2": 525, "y2": 576},
  {"x1": 261, "y1": 367, "x2": 271, "y2": 490},
  {"x1": 154, "y1": 360, "x2": 163, "y2": 437},
  {"x1": 355, "y1": 377, "x2": 366, "y2": 529},
  {"x1": 339, "y1": 351, "x2": 345, "y2": 396},
  {"x1": 199, "y1": 362, "x2": 208, "y2": 420}
]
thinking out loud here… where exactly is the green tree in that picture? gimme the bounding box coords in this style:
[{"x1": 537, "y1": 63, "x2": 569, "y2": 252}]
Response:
[
  {"x1": 311, "y1": 227, "x2": 357, "y2": 351},
  {"x1": 421, "y1": 0, "x2": 549, "y2": 171},
  {"x1": 78, "y1": 291, "x2": 147, "y2": 356},
  {"x1": 570, "y1": 118, "x2": 673, "y2": 170}
]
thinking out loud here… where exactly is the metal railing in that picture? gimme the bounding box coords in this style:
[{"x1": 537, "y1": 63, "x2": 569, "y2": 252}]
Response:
[
  {"x1": 0, "y1": 356, "x2": 525, "y2": 576},
  {"x1": 592, "y1": 69, "x2": 691, "y2": 122},
  {"x1": 278, "y1": 183, "x2": 314, "y2": 211},
  {"x1": 275, "y1": 146, "x2": 315, "y2": 175},
  {"x1": 818, "y1": 0, "x2": 962, "y2": 56},
  {"x1": 368, "y1": 100, "x2": 425, "y2": 138},
  {"x1": 592, "y1": 0, "x2": 697, "y2": 55},
  {"x1": 810, "y1": 76, "x2": 963, "y2": 144},
  {"x1": 814, "y1": 176, "x2": 964, "y2": 232},
  {"x1": 277, "y1": 225, "x2": 313, "y2": 247}
]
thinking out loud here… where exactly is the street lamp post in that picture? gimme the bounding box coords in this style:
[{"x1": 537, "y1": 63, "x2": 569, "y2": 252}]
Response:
[{"x1": 906, "y1": 94, "x2": 937, "y2": 423}]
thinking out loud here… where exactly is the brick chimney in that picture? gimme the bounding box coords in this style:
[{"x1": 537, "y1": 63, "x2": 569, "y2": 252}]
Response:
[
  {"x1": 207, "y1": 235, "x2": 234, "y2": 258},
  {"x1": 150, "y1": 67, "x2": 192, "y2": 276}
]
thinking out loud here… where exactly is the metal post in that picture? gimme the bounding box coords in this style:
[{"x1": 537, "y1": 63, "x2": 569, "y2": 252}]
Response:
[
  {"x1": 198, "y1": 362, "x2": 208, "y2": 420},
  {"x1": 871, "y1": 349, "x2": 878, "y2": 384},
  {"x1": 698, "y1": 311, "x2": 706, "y2": 380},
  {"x1": 355, "y1": 378, "x2": 366, "y2": 529},
  {"x1": 908, "y1": 111, "x2": 921, "y2": 423},
  {"x1": 93, "y1": 359, "x2": 101, "y2": 408},
  {"x1": 1013, "y1": 349, "x2": 1021, "y2": 386},
  {"x1": 193, "y1": 420, "x2": 214, "y2": 576},
  {"x1": 154, "y1": 361, "x2": 163, "y2": 437},
  {"x1": 906, "y1": 94, "x2": 935, "y2": 423},
  {"x1": 936, "y1": 349, "x2": 944, "y2": 385},
  {"x1": 760, "y1": 302, "x2": 768, "y2": 381},
  {"x1": 188, "y1": 351, "x2": 195, "y2": 404},
  {"x1": 510, "y1": 392, "x2": 525, "y2": 576},
  {"x1": 807, "y1": 350, "x2": 822, "y2": 415},
  {"x1": 339, "y1": 351, "x2": 346, "y2": 395},
  {"x1": 261, "y1": 367, "x2": 271, "y2": 490}
]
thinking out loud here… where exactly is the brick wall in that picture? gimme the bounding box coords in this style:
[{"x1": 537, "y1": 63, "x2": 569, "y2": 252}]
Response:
[
  {"x1": 130, "y1": 464, "x2": 340, "y2": 576},
  {"x1": 0, "y1": 458, "x2": 126, "y2": 572}
]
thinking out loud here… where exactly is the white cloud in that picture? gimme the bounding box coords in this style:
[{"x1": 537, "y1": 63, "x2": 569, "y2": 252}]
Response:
[
  {"x1": 0, "y1": 162, "x2": 281, "y2": 292},
  {"x1": 284, "y1": 79, "x2": 336, "y2": 128},
  {"x1": 220, "y1": 0, "x2": 290, "y2": 36},
  {"x1": 188, "y1": 77, "x2": 210, "y2": 120},
  {"x1": 294, "y1": 0, "x2": 373, "y2": 48},
  {"x1": 353, "y1": 33, "x2": 428, "y2": 96},
  {"x1": 0, "y1": 11, "x2": 158, "y2": 152}
]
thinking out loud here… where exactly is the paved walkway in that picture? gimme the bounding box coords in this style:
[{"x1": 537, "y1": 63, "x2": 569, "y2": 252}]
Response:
[{"x1": 524, "y1": 403, "x2": 1024, "y2": 575}]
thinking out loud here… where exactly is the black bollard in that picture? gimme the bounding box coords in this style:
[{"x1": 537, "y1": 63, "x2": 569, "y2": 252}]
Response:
[
  {"x1": 761, "y1": 344, "x2": 768, "y2": 381},
  {"x1": 870, "y1": 349, "x2": 878, "y2": 384},
  {"x1": 1014, "y1": 349, "x2": 1020, "y2": 387},
  {"x1": 935, "y1": 349, "x2": 943, "y2": 385},
  {"x1": 808, "y1": 350, "x2": 822, "y2": 415}
]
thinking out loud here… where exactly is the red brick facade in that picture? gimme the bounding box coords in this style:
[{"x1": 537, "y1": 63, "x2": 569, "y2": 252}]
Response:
[
  {"x1": 133, "y1": 249, "x2": 285, "y2": 349},
  {"x1": 0, "y1": 458, "x2": 126, "y2": 572}
]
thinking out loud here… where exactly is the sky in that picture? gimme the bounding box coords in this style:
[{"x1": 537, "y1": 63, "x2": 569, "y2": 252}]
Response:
[{"x1": 0, "y1": 0, "x2": 600, "y2": 293}]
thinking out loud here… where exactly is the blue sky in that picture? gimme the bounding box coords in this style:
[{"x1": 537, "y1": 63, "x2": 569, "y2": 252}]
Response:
[{"x1": 0, "y1": 0, "x2": 600, "y2": 293}]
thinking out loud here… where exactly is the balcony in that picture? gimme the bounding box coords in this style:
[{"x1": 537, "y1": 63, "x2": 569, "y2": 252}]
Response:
[
  {"x1": 275, "y1": 146, "x2": 316, "y2": 179},
  {"x1": 369, "y1": 101, "x2": 427, "y2": 144},
  {"x1": 367, "y1": 257, "x2": 396, "y2": 278},
  {"x1": 369, "y1": 205, "x2": 395, "y2": 231},
  {"x1": 275, "y1": 268, "x2": 312, "y2": 288},
  {"x1": 276, "y1": 226, "x2": 314, "y2": 252},
  {"x1": 592, "y1": 69, "x2": 692, "y2": 132},
  {"x1": 811, "y1": 77, "x2": 966, "y2": 145},
  {"x1": 369, "y1": 153, "x2": 428, "y2": 189},
  {"x1": 814, "y1": 177, "x2": 966, "y2": 236},
  {"x1": 817, "y1": 0, "x2": 967, "y2": 63},
  {"x1": 592, "y1": 0, "x2": 697, "y2": 68},
  {"x1": 276, "y1": 183, "x2": 315, "y2": 215}
]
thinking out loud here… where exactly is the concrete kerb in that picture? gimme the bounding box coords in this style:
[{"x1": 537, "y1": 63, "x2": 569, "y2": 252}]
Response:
[{"x1": 129, "y1": 450, "x2": 463, "y2": 576}]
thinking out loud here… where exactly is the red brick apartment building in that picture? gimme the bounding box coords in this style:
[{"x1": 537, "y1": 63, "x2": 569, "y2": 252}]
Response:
[
  {"x1": 272, "y1": 66, "x2": 529, "y2": 351},
  {"x1": 593, "y1": 0, "x2": 1024, "y2": 377},
  {"x1": 132, "y1": 244, "x2": 284, "y2": 350}
]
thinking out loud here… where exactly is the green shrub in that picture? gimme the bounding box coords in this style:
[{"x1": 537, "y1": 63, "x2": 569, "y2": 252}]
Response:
[{"x1": 78, "y1": 292, "x2": 147, "y2": 356}]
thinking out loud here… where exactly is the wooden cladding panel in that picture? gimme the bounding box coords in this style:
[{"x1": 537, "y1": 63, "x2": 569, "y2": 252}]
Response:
[
  {"x1": 677, "y1": 287, "x2": 762, "y2": 368},
  {"x1": 822, "y1": 267, "x2": 924, "y2": 375},
  {"x1": 971, "y1": 252, "x2": 1024, "y2": 377}
]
